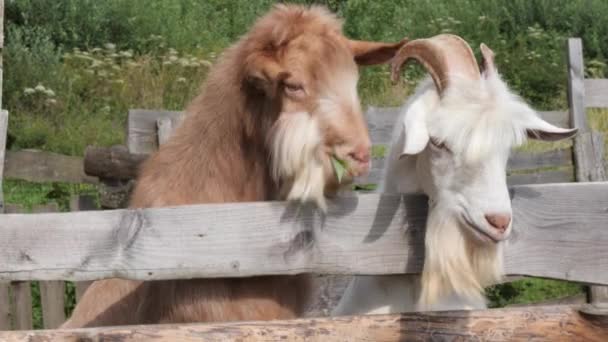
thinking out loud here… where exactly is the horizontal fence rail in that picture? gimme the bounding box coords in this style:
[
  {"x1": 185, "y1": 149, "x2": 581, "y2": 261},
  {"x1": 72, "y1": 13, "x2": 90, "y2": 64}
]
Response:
[
  {"x1": 0, "y1": 305, "x2": 606, "y2": 341},
  {"x1": 0, "y1": 182, "x2": 606, "y2": 284}
]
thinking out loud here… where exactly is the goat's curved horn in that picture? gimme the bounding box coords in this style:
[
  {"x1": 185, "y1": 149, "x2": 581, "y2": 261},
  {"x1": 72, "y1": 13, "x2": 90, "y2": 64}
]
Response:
[
  {"x1": 390, "y1": 34, "x2": 481, "y2": 93},
  {"x1": 480, "y1": 43, "x2": 496, "y2": 74}
]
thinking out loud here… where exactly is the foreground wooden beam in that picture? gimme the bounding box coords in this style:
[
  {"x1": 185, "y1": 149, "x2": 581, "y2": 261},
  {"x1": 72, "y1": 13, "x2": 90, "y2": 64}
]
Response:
[
  {"x1": 0, "y1": 182, "x2": 607, "y2": 284},
  {"x1": 1, "y1": 305, "x2": 606, "y2": 341}
]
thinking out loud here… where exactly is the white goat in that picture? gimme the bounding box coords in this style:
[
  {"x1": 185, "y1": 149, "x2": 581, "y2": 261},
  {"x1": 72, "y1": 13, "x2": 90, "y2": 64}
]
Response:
[{"x1": 333, "y1": 34, "x2": 578, "y2": 315}]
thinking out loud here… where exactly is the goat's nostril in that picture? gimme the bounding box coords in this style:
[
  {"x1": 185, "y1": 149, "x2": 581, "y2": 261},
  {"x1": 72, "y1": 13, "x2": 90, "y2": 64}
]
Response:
[
  {"x1": 349, "y1": 147, "x2": 371, "y2": 164},
  {"x1": 485, "y1": 213, "x2": 511, "y2": 232}
]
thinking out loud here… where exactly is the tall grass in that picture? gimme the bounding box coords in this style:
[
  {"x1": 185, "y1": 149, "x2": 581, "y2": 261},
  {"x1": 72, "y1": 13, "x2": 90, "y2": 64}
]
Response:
[{"x1": 4, "y1": 0, "x2": 608, "y2": 155}]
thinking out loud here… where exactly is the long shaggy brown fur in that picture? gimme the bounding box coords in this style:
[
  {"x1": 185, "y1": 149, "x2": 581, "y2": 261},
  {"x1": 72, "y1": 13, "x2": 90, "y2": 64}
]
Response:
[{"x1": 63, "y1": 4, "x2": 404, "y2": 328}]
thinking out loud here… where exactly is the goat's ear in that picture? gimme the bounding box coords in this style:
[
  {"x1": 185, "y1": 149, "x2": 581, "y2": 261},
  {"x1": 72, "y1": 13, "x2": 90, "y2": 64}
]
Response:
[
  {"x1": 525, "y1": 115, "x2": 578, "y2": 141},
  {"x1": 347, "y1": 38, "x2": 408, "y2": 65},
  {"x1": 244, "y1": 53, "x2": 289, "y2": 96},
  {"x1": 398, "y1": 101, "x2": 430, "y2": 157}
]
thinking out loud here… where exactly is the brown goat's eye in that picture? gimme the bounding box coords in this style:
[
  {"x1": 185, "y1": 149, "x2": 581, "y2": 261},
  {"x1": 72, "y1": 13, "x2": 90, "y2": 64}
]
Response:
[
  {"x1": 283, "y1": 82, "x2": 306, "y2": 98},
  {"x1": 430, "y1": 137, "x2": 451, "y2": 152}
]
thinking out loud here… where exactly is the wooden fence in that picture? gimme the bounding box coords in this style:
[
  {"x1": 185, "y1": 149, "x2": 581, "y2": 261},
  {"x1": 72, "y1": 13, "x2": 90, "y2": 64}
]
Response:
[{"x1": 0, "y1": 12, "x2": 607, "y2": 338}]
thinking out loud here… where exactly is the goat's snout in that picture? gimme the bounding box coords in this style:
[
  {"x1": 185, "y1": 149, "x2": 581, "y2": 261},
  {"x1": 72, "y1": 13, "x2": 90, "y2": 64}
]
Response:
[
  {"x1": 484, "y1": 213, "x2": 511, "y2": 233},
  {"x1": 348, "y1": 145, "x2": 371, "y2": 164}
]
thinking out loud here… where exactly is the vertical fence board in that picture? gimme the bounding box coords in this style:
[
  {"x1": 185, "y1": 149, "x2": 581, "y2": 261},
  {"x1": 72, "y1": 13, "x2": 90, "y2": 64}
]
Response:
[
  {"x1": 32, "y1": 204, "x2": 66, "y2": 329},
  {"x1": 567, "y1": 38, "x2": 608, "y2": 304},
  {"x1": 69, "y1": 195, "x2": 98, "y2": 302},
  {"x1": 9, "y1": 282, "x2": 32, "y2": 330},
  {"x1": 0, "y1": 111, "x2": 8, "y2": 211},
  {"x1": 0, "y1": 282, "x2": 10, "y2": 330},
  {"x1": 156, "y1": 117, "x2": 174, "y2": 146}
]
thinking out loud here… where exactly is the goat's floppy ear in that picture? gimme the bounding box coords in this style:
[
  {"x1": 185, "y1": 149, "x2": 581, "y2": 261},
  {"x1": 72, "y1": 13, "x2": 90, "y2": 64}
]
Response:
[
  {"x1": 398, "y1": 100, "x2": 430, "y2": 157},
  {"x1": 525, "y1": 114, "x2": 578, "y2": 141},
  {"x1": 347, "y1": 38, "x2": 408, "y2": 65},
  {"x1": 244, "y1": 53, "x2": 289, "y2": 96}
]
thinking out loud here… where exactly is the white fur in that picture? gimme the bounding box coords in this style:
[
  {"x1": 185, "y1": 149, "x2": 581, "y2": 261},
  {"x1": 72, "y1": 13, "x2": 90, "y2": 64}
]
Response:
[
  {"x1": 270, "y1": 111, "x2": 327, "y2": 210},
  {"x1": 334, "y1": 67, "x2": 577, "y2": 315}
]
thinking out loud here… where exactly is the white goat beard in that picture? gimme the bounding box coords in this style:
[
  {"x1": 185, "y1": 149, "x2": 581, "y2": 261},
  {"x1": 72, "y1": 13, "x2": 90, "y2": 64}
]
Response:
[
  {"x1": 417, "y1": 208, "x2": 504, "y2": 311},
  {"x1": 270, "y1": 111, "x2": 327, "y2": 210}
]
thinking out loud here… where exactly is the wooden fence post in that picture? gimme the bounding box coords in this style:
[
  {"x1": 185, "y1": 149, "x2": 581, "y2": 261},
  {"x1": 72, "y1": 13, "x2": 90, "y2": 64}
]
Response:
[
  {"x1": 567, "y1": 38, "x2": 608, "y2": 304},
  {"x1": 0, "y1": 111, "x2": 10, "y2": 330},
  {"x1": 35, "y1": 204, "x2": 66, "y2": 329},
  {"x1": 70, "y1": 195, "x2": 98, "y2": 302}
]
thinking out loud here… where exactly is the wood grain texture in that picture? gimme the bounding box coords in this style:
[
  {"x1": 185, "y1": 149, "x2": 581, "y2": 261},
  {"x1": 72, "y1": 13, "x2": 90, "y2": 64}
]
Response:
[
  {"x1": 127, "y1": 109, "x2": 182, "y2": 155},
  {"x1": 567, "y1": 38, "x2": 589, "y2": 132},
  {"x1": 125, "y1": 108, "x2": 570, "y2": 151},
  {"x1": 32, "y1": 204, "x2": 66, "y2": 329},
  {"x1": 84, "y1": 145, "x2": 147, "y2": 180},
  {"x1": 0, "y1": 183, "x2": 606, "y2": 285},
  {"x1": 567, "y1": 38, "x2": 608, "y2": 304},
  {"x1": 70, "y1": 195, "x2": 97, "y2": 302},
  {"x1": 39, "y1": 281, "x2": 64, "y2": 329},
  {"x1": 506, "y1": 168, "x2": 573, "y2": 186},
  {"x1": 4, "y1": 149, "x2": 97, "y2": 184},
  {"x1": 507, "y1": 148, "x2": 572, "y2": 171},
  {"x1": 572, "y1": 131, "x2": 607, "y2": 182},
  {"x1": 82, "y1": 145, "x2": 573, "y2": 187},
  {"x1": 157, "y1": 117, "x2": 174, "y2": 146},
  {"x1": 0, "y1": 110, "x2": 7, "y2": 210},
  {"x1": 0, "y1": 282, "x2": 10, "y2": 330},
  {"x1": 0, "y1": 305, "x2": 606, "y2": 341},
  {"x1": 585, "y1": 79, "x2": 608, "y2": 108},
  {"x1": 10, "y1": 282, "x2": 32, "y2": 330}
]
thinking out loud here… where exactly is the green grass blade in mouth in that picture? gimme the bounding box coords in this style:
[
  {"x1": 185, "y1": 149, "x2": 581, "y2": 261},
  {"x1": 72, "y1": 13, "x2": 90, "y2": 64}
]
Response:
[{"x1": 331, "y1": 156, "x2": 349, "y2": 184}]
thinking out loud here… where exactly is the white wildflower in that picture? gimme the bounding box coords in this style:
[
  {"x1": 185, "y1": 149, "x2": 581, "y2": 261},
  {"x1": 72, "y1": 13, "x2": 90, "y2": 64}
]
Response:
[
  {"x1": 24, "y1": 88, "x2": 36, "y2": 95},
  {"x1": 35, "y1": 84, "x2": 46, "y2": 92},
  {"x1": 177, "y1": 77, "x2": 187, "y2": 83},
  {"x1": 45, "y1": 89, "x2": 56, "y2": 97},
  {"x1": 104, "y1": 43, "x2": 116, "y2": 50}
]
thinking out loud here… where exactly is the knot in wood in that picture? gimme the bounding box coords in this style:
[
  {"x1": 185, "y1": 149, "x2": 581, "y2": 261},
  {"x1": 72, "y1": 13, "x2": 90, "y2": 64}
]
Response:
[{"x1": 117, "y1": 209, "x2": 147, "y2": 250}]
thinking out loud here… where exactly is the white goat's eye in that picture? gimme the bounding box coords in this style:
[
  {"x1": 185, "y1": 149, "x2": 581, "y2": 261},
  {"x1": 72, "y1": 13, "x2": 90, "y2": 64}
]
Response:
[{"x1": 430, "y1": 137, "x2": 451, "y2": 152}]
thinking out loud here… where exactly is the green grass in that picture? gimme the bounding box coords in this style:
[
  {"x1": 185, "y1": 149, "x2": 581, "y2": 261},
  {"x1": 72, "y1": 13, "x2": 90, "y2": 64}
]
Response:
[{"x1": 486, "y1": 278, "x2": 584, "y2": 308}]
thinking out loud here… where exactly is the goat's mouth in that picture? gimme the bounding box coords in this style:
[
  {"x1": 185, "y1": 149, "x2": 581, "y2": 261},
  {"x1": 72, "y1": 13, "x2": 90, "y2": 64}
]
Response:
[
  {"x1": 328, "y1": 154, "x2": 371, "y2": 183},
  {"x1": 460, "y1": 213, "x2": 501, "y2": 244}
]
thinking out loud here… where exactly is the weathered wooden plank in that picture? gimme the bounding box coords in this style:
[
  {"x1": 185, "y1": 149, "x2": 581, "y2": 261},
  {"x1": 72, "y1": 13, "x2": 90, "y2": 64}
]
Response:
[
  {"x1": 538, "y1": 110, "x2": 570, "y2": 129},
  {"x1": 567, "y1": 38, "x2": 589, "y2": 132},
  {"x1": 82, "y1": 145, "x2": 574, "y2": 191},
  {"x1": 0, "y1": 282, "x2": 10, "y2": 330},
  {"x1": 1, "y1": 305, "x2": 606, "y2": 341},
  {"x1": 571, "y1": 131, "x2": 607, "y2": 182},
  {"x1": 70, "y1": 195, "x2": 97, "y2": 302},
  {"x1": 34, "y1": 204, "x2": 66, "y2": 329},
  {"x1": 157, "y1": 117, "x2": 174, "y2": 146},
  {"x1": 508, "y1": 148, "x2": 572, "y2": 171},
  {"x1": 0, "y1": 183, "x2": 606, "y2": 285},
  {"x1": 585, "y1": 79, "x2": 608, "y2": 108},
  {"x1": 0, "y1": 110, "x2": 7, "y2": 210},
  {"x1": 127, "y1": 107, "x2": 569, "y2": 149},
  {"x1": 568, "y1": 38, "x2": 608, "y2": 304},
  {"x1": 39, "y1": 281, "x2": 64, "y2": 329},
  {"x1": 84, "y1": 145, "x2": 147, "y2": 180},
  {"x1": 10, "y1": 282, "x2": 32, "y2": 330},
  {"x1": 4, "y1": 149, "x2": 98, "y2": 184},
  {"x1": 506, "y1": 169, "x2": 573, "y2": 186},
  {"x1": 0, "y1": 0, "x2": 4, "y2": 109},
  {"x1": 127, "y1": 109, "x2": 183, "y2": 155}
]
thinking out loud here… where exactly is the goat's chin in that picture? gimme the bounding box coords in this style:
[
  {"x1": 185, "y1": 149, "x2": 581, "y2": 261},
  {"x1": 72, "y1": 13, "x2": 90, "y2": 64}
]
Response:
[
  {"x1": 417, "y1": 209, "x2": 504, "y2": 311},
  {"x1": 270, "y1": 111, "x2": 328, "y2": 210}
]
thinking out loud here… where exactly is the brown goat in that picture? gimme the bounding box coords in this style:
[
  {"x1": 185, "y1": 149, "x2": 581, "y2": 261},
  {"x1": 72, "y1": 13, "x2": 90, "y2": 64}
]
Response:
[{"x1": 62, "y1": 4, "x2": 405, "y2": 328}]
